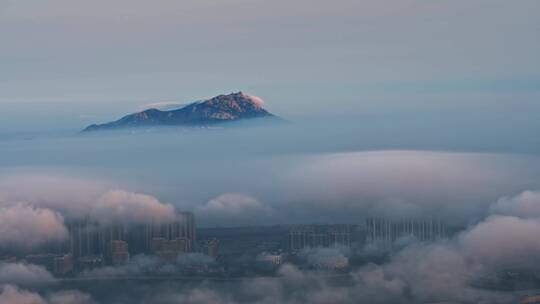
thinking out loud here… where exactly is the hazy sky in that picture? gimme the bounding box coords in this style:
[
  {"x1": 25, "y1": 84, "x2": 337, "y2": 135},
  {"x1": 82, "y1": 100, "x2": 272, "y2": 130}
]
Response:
[{"x1": 1, "y1": 0, "x2": 539, "y2": 127}]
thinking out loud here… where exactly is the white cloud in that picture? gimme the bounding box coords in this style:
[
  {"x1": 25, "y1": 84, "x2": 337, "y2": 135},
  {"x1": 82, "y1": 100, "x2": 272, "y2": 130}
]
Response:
[
  {"x1": 284, "y1": 151, "x2": 532, "y2": 224},
  {"x1": 160, "y1": 288, "x2": 230, "y2": 304},
  {"x1": 0, "y1": 204, "x2": 68, "y2": 249},
  {"x1": 459, "y1": 215, "x2": 540, "y2": 269},
  {"x1": 195, "y1": 193, "x2": 274, "y2": 226},
  {"x1": 47, "y1": 290, "x2": 96, "y2": 304},
  {"x1": 243, "y1": 93, "x2": 265, "y2": 107},
  {"x1": 490, "y1": 190, "x2": 540, "y2": 219},
  {"x1": 0, "y1": 174, "x2": 177, "y2": 225},
  {"x1": 92, "y1": 190, "x2": 176, "y2": 224},
  {"x1": 137, "y1": 102, "x2": 187, "y2": 111},
  {"x1": 0, "y1": 263, "x2": 55, "y2": 286},
  {"x1": 0, "y1": 285, "x2": 95, "y2": 304},
  {"x1": 0, "y1": 174, "x2": 105, "y2": 219},
  {"x1": 0, "y1": 285, "x2": 45, "y2": 304}
]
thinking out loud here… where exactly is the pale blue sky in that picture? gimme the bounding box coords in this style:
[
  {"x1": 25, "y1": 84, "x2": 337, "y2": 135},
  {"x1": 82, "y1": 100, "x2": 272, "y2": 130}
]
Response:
[{"x1": 1, "y1": 0, "x2": 539, "y2": 131}]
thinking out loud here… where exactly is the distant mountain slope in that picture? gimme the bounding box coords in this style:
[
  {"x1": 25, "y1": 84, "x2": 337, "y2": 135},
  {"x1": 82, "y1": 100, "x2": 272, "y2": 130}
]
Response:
[{"x1": 82, "y1": 92, "x2": 279, "y2": 132}]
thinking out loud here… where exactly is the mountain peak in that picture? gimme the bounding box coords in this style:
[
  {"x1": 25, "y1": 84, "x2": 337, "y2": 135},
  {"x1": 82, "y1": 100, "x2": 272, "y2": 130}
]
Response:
[
  {"x1": 202, "y1": 92, "x2": 265, "y2": 109},
  {"x1": 82, "y1": 92, "x2": 278, "y2": 132}
]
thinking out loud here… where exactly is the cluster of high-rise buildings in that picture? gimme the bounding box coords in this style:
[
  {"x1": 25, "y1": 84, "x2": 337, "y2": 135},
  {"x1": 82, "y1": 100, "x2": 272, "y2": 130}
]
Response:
[
  {"x1": 49, "y1": 212, "x2": 196, "y2": 272},
  {"x1": 288, "y1": 224, "x2": 354, "y2": 251},
  {"x1": 5, "y1": 215, "x2": 453, "y2": 277},
  {"x1": 68, "y1": 212, "x2": 195, "y2": 260},
  {"x1": 365, "y1": 217, "x2": 448, "y2": 244},
  {"x1": 16, "y1": 212, "x2": 197, "y2": 276},
  {"x1": 288, "y1": 218, "x2": 449, "y2": 252}
]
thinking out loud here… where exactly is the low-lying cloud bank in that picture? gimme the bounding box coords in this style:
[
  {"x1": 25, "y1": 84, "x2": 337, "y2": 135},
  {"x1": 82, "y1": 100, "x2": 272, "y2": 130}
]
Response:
[
  {"x1": 1, "y1": 150, "x2": 539, "y2": 244},
  {"x1": 0, "y1": 263, "x2": 94, "y2": 303},
  {"x1": 0, "y1": 263, "x2": 55, "y2": 286},
  {"x1": 80, "y1": 253, "x2": 214, "y2": 278},
  {"x1": 195, "y1": 193, "x2": 275, "y2": 227},
  {"x1": 0, "y1": 204, "x2": 68, "y2": 249},
  {"x1": 191, "y1": 151, "x2": 540, "y2": 227},
  {"x1": 0, "y1": 175, "x2": 178, "y2": 249},
  {"x1": 91, "y1": 190, "x2": 176, "y2": 225},
  {"x1": 0, "y1": 174, "x2": 176, "y2": 225},
  {"x1": 1, "y1": 150, "x2": 540, "y2": 302},
  {"x1": 0, "y1": 285, "x2": 95, "y2": 304},
  {"x1": 282, "y1": 150, "x2": 538, "y2": 225},
  {"x1": 62, "y1": 187, "x2": 540, "y2": 303},
  {"x1": 1, "y1": 188, "x2": 530, "y2": 303},
  {"x1": 490, "y1": 190, "x2": 540, "y2": 219}
]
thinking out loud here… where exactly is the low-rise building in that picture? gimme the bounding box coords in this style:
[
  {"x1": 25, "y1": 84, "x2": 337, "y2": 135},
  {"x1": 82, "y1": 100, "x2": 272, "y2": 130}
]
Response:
[
  {"x1": 53, "y1": 254, "x2": 73, "y2": 275},
  {"x1": 110, "y1": 240, "x2": 129, "y2": 264}
]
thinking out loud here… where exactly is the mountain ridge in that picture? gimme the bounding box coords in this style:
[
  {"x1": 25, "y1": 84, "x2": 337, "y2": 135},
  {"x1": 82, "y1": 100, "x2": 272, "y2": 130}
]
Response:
[{"x1": 82, "y1": 92, "x2": 279, "y2": 132}]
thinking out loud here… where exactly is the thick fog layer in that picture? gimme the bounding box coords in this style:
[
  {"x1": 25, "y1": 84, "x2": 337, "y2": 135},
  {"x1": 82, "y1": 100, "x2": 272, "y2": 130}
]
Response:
[
  {"x1": 2, "y1": 114, "x2": 540, "y2": 303},
  {"x1": 1, "y1": 126, "x2": 540, "y2": 228}
]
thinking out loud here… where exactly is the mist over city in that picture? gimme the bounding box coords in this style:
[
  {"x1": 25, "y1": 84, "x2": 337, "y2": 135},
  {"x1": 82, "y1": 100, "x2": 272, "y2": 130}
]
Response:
[{"x1": 2, "y1": 1, "x2": 540, "y2": 303}]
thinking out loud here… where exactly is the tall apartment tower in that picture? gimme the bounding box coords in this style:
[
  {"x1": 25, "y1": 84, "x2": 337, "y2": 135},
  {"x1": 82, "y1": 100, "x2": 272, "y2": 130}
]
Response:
[
  {"x1": 110, "y1": 240, "x2": 130, "y2": 264},
  {"x1": 365, "y1": 217, "x2": 447, "y2": 245},
  {"x1": 289, "y1": 225, "x2": 353, "y2": 252}
]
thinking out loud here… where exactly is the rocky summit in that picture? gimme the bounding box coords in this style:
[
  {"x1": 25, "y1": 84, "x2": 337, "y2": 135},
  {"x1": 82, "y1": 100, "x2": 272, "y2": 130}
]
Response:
[{"x1": 82, "y1": 92, "x2": 278, "y2": 132}]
